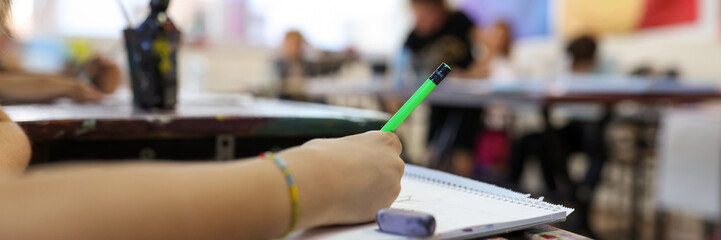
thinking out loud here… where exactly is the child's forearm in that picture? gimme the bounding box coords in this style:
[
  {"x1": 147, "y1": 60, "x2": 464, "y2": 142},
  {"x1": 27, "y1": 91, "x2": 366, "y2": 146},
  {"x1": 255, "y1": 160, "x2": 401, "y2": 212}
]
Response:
[
  {"x1": 0, "y1": 131, "x2": 404, "y2": 239},
  {"x1": 0, "y1": 74, "x2": 77, "y2": 101},
  {"x1": 0, "y1": 158, "x2": 300, "y2": 239},
  {"x1": 0, "y1": 107, "x2": 30, "y2": 175}
]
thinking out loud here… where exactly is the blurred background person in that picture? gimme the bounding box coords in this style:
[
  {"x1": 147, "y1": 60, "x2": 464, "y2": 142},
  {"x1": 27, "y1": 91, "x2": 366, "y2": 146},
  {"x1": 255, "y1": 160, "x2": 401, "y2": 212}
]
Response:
[
  {"x1": 566, "y1": 35, "x2": 598, "y2": 74},
  {"x1": 560, "y1": 34, "x2": 610, "y2": 237},
  {"x1": 404, "y1": 0, "x2": 477, "y2": 77},
  {"x1": 402, "y1": 0, "x2": 484, "y2": 177},
  {"x1": 273, "y1": 30, "x2": 357, "y2": 101},
  {"x1": 0, "y1": 19, "x2": 120, "y2": 103},
  {"x1": 507, "y1": 34, "x2": 609, "y2": 237},
  {"x1": 483, "y1": 21, "x2": 518, "y2": 79},
  {"x1": 473, "y1": 21, "x2": 517, "y2": 183}
]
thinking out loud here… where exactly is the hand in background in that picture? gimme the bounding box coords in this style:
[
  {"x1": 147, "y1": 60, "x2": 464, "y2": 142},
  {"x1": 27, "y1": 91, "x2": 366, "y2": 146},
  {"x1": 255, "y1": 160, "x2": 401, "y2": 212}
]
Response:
[
  {"x1": 86, "y1": 56, "x2": 121, "y2": 94},
  {"x1": 41, "y1": 74, "x2": 105, "y2": 102},
  {"x1": 66, "y1": 80, "x2": 104, "y2": 103}
]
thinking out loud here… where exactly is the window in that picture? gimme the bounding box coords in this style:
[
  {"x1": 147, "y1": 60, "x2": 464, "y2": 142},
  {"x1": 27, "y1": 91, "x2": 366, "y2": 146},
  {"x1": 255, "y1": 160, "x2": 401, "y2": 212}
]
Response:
[{"x1": 11, "y1": 0, "x2": 414, "y2": 55}]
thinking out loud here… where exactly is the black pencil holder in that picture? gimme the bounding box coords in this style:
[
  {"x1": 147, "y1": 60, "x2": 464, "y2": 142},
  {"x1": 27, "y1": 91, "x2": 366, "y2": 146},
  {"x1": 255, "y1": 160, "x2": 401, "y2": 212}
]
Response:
[{"x1": 123, "y1": 28, "x2": 179, "y2": 110}]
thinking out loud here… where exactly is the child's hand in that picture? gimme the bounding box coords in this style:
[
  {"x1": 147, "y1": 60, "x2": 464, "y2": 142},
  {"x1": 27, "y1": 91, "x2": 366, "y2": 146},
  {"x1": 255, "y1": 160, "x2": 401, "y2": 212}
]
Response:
[
  {"x1": 43, "y1": 75, "x2": 104, "y2": 103},
  {"x1": 67, "y1": 80, "x2": 104, "y2": 103},
  {"x1": 279, "y1": 131, "x2": 404, "y2": 228},
  {"x1": 87, "y1": 57, "x2": 121, "y2": 94}
]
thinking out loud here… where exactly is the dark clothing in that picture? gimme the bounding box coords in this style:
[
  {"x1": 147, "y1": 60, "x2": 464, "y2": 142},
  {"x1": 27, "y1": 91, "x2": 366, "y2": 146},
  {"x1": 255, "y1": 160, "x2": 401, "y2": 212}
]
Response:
[
  {"x1": 508, "y1": 116, "x2": 610, "y2": 237},
  {"x1": 403, "y1": 11, "x2": 480, "y2": 156},
  {"x1": 508, "y1": 120, "x2": 608, "y2": 191},
  {"x1": 404, "y1": 12, "x2": 475, "y2": 72},
  {"x1": 427, "y1": 106, "x2": 482, "y2": 151}
]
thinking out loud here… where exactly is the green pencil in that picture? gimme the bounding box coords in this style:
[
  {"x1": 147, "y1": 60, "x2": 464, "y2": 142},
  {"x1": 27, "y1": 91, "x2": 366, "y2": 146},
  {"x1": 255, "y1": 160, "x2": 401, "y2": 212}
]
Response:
[{"x1": 381, "y1": 63, "x2": 451, "y2": 132}]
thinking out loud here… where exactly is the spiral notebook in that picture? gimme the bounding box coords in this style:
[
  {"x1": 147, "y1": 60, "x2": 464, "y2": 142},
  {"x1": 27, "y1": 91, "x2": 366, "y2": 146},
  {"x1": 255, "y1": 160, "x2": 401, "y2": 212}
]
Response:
[{"x1": 289, "y1": 164, "x2": 573, "y2": 239}]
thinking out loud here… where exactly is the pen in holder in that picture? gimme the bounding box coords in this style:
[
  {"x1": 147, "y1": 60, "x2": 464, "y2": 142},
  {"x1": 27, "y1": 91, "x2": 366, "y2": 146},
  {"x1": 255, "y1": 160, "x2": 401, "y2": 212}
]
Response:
[{"x1": 123, "y1": 0, "x2": 180, "y2": 110}]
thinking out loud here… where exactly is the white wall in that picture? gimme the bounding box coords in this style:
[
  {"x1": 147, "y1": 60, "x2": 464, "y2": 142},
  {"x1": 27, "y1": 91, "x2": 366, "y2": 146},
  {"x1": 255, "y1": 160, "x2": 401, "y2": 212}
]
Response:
[
  {"x1": 11, "y1": 0, "x2": 721, "y2": 88},
  {"x1": 513, "y1": 0, "x2": 721, "y2": 84}
]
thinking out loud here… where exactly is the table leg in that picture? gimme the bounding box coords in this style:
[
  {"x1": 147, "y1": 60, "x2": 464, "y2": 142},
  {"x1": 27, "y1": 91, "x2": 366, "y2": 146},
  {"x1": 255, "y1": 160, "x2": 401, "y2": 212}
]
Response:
[
  {"x1": 429, "y1": 110, "x2": 463, "y2": 168},
  {"x1": 540, "y1": 105, "x2": 571, "y2": 193},
  {"x1": 654, "y1": 209, "x2": 667, "y2": 240},
  {"x1": 540, "y1": 104, "x2": 610, "y2": 238},
  {"x1": 631, "y1": 119, "x2": 652, "y2": 240},
  {"x1": 630, "y1": 139, "x2": 644, "y2": 240}
]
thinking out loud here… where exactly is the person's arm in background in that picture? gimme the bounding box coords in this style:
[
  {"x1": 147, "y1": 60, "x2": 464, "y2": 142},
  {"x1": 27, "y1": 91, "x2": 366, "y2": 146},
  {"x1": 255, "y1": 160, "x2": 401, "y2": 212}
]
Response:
[
  {"x1": 70, "y1": 56, "x2": 122, "y2": 94},
  {"x1": 0, "y1": 35, "x2": 113, "y2": 101},
  {"x1": 0, "y1": 73, "x2": 103, "y2": 102},
  {"x1": 0, "y1": 106, "x2": 30, "y2": 175},
  {"x1": 0, "y1": 131, "x2": 404, "y2": 239},
  {"x1": 453, "y1": 27, "x2": 498, "y2": 79}
]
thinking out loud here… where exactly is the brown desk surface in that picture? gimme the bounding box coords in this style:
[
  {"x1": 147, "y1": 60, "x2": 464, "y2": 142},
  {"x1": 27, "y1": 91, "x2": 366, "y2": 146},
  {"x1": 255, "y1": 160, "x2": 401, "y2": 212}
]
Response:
[
  {"x1": 4, "y1": 94, "x2": 389, "y2": 141},
  {"x1": 305, "y1": 80, "x2": 721, "y2": 107},
  {"x1": 388, "y1": 89, "x2": 721, "y2": 107}
]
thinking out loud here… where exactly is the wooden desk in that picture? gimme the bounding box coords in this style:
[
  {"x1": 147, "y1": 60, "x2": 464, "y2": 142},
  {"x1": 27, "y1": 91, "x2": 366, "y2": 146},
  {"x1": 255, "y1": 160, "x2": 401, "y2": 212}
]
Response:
[
  {"x1": 383, "y1": 88, "x2": 721, "y2": 107},
  {"x1": 4, "y1": 94, "x2": 388, "y2": 163},
  {"x1": 306, "y1": 79, "x2": 721, "y2": 106}
]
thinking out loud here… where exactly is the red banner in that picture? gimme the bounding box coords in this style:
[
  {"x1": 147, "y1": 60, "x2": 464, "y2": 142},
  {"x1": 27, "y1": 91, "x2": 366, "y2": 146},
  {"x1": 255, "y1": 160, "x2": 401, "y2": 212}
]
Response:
[{"x1": 638, "y1": 0, "x2": 698, "y2": 29}]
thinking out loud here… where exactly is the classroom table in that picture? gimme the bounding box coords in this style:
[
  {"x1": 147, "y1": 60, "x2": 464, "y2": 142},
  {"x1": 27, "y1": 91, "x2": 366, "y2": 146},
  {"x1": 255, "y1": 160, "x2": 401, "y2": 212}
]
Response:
[
  {"x1": 305, "y1": 78, "x2": 721, "y2": 239},
  {"x1": 3, "y1": 93, "x2": 388, "y2": 163},
  {"x1": 424, "y1": 87, "x2": 721, "y2": 240},
  {"x1": 4, "y1": 91, "x2": 595, "y2": 239}
]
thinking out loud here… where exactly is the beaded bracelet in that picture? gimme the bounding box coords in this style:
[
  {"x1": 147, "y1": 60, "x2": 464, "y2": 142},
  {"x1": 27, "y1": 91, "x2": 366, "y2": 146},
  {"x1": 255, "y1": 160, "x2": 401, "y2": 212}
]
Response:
[{"x1": 261, "y1": 152, "x2": 299, "y2": 236}]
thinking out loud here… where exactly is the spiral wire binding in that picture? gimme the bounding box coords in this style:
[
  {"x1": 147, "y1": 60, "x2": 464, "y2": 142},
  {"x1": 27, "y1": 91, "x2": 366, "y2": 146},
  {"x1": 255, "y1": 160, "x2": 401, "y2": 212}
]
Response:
[{"x1": 404, "y1": 166, "x2": 574, "y2": 215}]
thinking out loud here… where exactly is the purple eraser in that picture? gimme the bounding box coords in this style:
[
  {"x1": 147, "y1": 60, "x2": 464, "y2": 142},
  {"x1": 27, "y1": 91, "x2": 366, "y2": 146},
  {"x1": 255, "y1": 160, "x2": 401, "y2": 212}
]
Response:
[{"x1": 376, "y1": 208, "x2": 436, "y2": 237}]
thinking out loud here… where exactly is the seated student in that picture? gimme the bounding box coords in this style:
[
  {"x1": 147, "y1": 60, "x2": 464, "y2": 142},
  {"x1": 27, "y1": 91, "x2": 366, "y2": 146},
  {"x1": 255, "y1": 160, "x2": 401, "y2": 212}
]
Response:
[
  {"x1": 403, "y1": 0, "x2": 487, "y2": 177},
  {"x1": 274, "y1": 30, "x2": 356, "y2": 101},
  {"x1": 507, "y1": 34, "x2": 608, "y2": 237},
  {"x1": 482, "y1": 21, "x2": 518, "y2": 80},
  {"x1": 0, "y1": 105, "x2": 404, "y2": 239},
  {"x1": 0, "y1": 8, "x2": 120, "y2": 103},
  {"x1": 473, "y1": 21, "x2": 517, "y2": 182}
]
